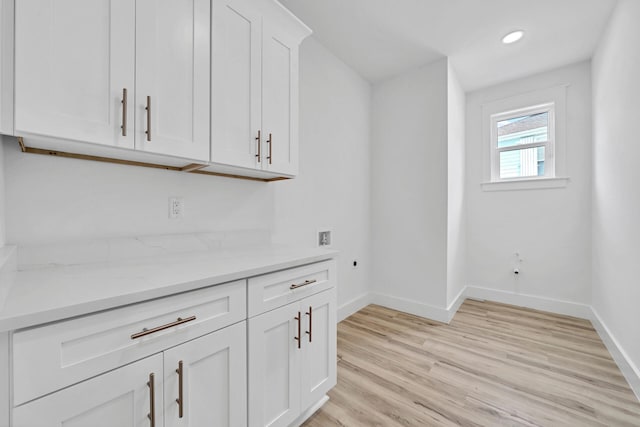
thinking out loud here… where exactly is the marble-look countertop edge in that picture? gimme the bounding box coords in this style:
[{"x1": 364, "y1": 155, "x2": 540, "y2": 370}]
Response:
[{"x1": 0, "y1": 248, "x2": 338, "y2": 333}]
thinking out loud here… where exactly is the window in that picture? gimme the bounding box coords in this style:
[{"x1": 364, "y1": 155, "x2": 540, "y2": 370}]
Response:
[
  {"x1": 481, "y1": 85, "x2": 567, "y2": 191},
  {"x1": 490, "y1": 103, "x2": 555, "y2": 181}
]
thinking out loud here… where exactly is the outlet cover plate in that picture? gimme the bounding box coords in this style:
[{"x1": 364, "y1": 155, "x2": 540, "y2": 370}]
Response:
[{"x1": 169, "y1": 197, "x2": 184, "y2": 219}]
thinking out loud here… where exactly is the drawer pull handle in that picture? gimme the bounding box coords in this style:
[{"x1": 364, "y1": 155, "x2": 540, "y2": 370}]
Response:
[
  {"x1": 305, "y1": 306, "x2": 312, "y2": 343},
  {"x1": 131, "y1": 316, "x2": 197, "y2": 340},
  {"x1": 294, "y1": 311, "x2": 301, "y2": 349},
  {"x1": 176, "y1": 360, "x2": 184, "y2": 418},
  {"x1": 290, "y1": 279, "x2": 317, "y2": 290},
  {"x1": 147, "y1": 373, "x2": 156, "y2": 427}
]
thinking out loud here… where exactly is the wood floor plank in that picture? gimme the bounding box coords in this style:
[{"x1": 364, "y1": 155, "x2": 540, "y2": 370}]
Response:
[{"x1": 302, "y1": 301, "x2": 640, "y2": 427}]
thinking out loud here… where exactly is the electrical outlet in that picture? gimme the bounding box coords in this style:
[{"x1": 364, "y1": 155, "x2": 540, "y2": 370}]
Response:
[
  {"x1": 318, "y1": 230, "x2": 332, "y2": 247},
  {"x1": 169, "y1": 197, "x2": 184, "y2": 219}
]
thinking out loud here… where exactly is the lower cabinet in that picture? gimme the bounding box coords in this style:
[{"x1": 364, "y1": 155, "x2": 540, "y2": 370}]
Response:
[
  {"x1": 13, "y1": 321, "x2": 247, "y2": 427},
  {"x1": 164, "y1": 321, "x2": 247, "y2": 427},
  {"x1": 13, "y1": 353, "x2": 164, "y2": 427},
  {"x1": 248, "y1": 288, "x2": 336, "y2": 427},
  {"x1": 7, "y1": 258, "x2": 337, "y2": 427}
]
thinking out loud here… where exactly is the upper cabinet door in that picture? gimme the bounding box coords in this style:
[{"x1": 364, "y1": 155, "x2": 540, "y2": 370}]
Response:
[
  {"x1": 135, "y1": 0, "x2": 210, "y2": 161},
  {"x1": 211, "y1": 0, "x2": 262, "y2": 169},
  {"x1": 14, "y1": 0, "x2": 135, "y2": 148},
  {"x1": 0, "y1": 0, "x2": 14, "y2": 136},
  {"x1": 261, "y1": 19, "x2": 300, "y2": 176}
]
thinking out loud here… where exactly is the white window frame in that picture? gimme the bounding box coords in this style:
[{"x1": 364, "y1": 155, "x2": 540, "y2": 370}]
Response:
[
  {"x1": 490, "y1": 102, "x2": 556, "y2": 182},
  {"x1": 481, "y1": 85, "x2": 568, "y2": 191}
]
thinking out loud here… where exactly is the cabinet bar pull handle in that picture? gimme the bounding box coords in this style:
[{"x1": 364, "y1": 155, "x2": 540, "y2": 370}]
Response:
[
  {"x1": 305, "y1": 306, "x2": 312, "y2": 343},
  {"x1": 267, "y1": 133, "x2": 273, "y2": 164},
  {"x1": 294, "y1": 311, "x2": 301, "y2": 349},
  {"x1": 131, "y1": 316, "x2": 196, "y2": 340},
  {"x1": 176, "y1": 360, "x2": 184, "y2": 418},
  {"x1": 121, "y1": 88, "x2": 128, "y2": 136},
  {"x1": 145, "y1": 96, "x2": 152, "y2": 141},
  {"x1": 290, "y1": 279, "x2": 316, "y2": 290},
  {"x1": 255, "y1": 130, "x2": 261, "y2": 163},
  {"x1": 147, "y1": 373, "x2": 156, "y2": 427}
]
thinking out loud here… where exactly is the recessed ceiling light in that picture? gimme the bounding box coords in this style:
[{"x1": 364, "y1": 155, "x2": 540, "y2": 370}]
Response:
[{"x1": 502, "y1": 30, "x2": 524, "y2": 44}]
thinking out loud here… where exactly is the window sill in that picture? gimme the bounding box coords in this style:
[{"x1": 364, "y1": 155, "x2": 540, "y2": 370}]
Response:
[{"x1": 481, "y1": 177, "x2": 570, "y2": 192}]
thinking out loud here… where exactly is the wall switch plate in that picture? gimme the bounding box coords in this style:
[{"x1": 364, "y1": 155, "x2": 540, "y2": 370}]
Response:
[
  {"x1": 318, "y1": 230, "x2": 332, "y2": 247},
  {"x1": 169, "y1": 197, "x2": 184, "y2": 219}
]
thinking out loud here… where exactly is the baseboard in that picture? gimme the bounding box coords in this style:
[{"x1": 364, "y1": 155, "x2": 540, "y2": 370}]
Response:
[
  {"x1": 590, "y1": 308, "x2": 640, "y2": 401},
  {"x1": 345, "y1": 287, "x2": 590, "y2": 323},
  {"x1": 338, "y1": 293, "x2": 372, "y2": 322},
  {"x1": 370, "y1": 292, "x2": 450, "y2": 323},
  {"x1": 446, "y1": 287, "x2": 467, "y2": 323},
  {"x1": 465, "y1": 286, "x2": 592, "y2": 319}
]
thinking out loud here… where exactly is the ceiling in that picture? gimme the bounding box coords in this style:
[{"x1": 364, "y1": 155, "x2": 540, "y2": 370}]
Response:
[{"x1": 279, "y1": 0, "x2": 617, "y2": 91}]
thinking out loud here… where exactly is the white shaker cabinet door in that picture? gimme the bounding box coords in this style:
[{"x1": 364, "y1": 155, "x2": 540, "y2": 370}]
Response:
[
  {"x1": 164, "y1": 322, "x2": 247, "y2": 427},
  {"x1": 261, "y1": 19, "x2": 300, "y2": 176},
  {"x1": 300, "y1": 288, "x2": 337, "y2": 410},
  {"x1": 211, "y1": 0, "x2": 262, "y2": 169},
  {"x1": 14, "y1": 0, "x2": 135, "y2": 148},
  {"x1": 248, "y1": 302, "x2": 302, "y2": 427},
  {"x1": 13, "y1": 353, "x2": 163, "y2": 427},
  {"x1": 135, "y1": 0, "x2": 210, "y2": 161},
  {"x1": 0, "y1": 0, "x2": 14, "y2": 136}
]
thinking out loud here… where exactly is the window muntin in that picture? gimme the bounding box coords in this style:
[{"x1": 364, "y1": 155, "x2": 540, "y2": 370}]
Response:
[{"x1": 490, "y1": 103, "x2": 555, "y2": 181}]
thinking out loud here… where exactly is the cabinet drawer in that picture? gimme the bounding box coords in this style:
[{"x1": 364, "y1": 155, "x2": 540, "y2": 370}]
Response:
[
  {"x1": 248, "y1": 260, "x2": 336, "y2": 317},
  {"x1": 13, "y1": 280, "x2": 246, "y2": 406}
]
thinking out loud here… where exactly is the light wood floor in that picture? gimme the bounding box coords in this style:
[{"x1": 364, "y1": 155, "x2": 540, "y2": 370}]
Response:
[{"x1": 303, "y1": 300, "x2": 640, "y2": 427}]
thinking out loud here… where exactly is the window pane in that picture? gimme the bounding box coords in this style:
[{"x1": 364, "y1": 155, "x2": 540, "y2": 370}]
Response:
[
  {"x1": 497, "y1": 111, "x2": 548, "y2": 148},
  {"x1": 499, "y1": 146, "x2": 545, "y2": 179}
]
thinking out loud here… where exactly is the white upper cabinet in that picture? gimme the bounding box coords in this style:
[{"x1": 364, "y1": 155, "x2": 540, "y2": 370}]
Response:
[
  {"x1": 211, "y1": 0, "x2": 310, "y2": 176},
  {"x1": 13, "y1": 0, "x2": 210, "y2": 161},
  {"x1": 8, "y1": 0, "x2": 310, "y2": 176},
  {"x1": 211, "y1": 0, "x2": 262, "y2": 170},
  {"x1": 261, "y1": 20, "x2": 300, "y2": 175},
  {"x1": 135, "y1": 0, "x2": 210, "y2": 161},
  {"x1": 0, "y1": 0, "x2": 14, "y2": 136},
  {"x1": 14, "y1": 0, "x2": 135, "y2": 149}
]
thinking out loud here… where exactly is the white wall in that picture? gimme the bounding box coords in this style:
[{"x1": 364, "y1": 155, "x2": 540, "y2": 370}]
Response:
[
  {"x1": 2, "y1": 37, "x2": 372, "y2": 311},
  {"x1": 371, "y1": 58, "x2": 448, "y2": 310},
  {"x1": 3, "y1": 141, "x2": 275, "y2": 245},
  {"x1": 466, "y1": 61, "x2": 592, "y2": 304},
  {"x1": 272, "y1": 38, "x2": 372, "y2": 316},
  {"x1": 0, "y1": 136, "x2": 5, "y2": 246},
  {"x1": 592, "y1": 0, "x2": 640, "y2": 387},
  {"x1": 446, "y1": 63, "x2": 467, "y2": 306}
]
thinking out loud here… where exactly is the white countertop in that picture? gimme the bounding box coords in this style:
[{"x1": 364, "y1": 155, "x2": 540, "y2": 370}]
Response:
[{"x1": 0, "y1": 245, "x2": 337, "y2": 332}]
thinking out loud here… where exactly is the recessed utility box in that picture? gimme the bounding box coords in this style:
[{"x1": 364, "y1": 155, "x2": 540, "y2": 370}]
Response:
[{"x1": 318, "y1": 230, "x2": 332, "y2": 247}]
